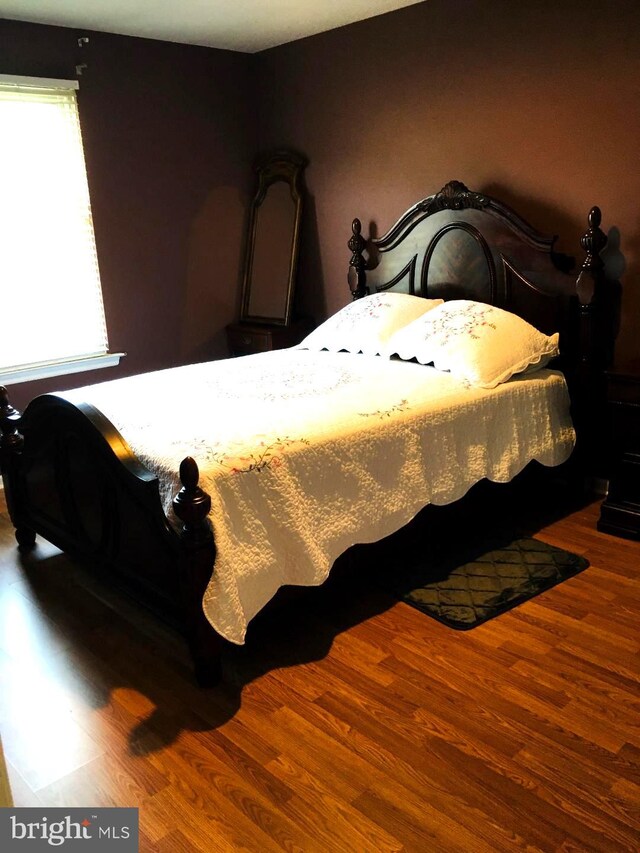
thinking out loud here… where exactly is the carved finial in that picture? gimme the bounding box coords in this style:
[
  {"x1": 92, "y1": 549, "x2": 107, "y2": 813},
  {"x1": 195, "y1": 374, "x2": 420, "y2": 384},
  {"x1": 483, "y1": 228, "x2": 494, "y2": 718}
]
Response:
[
  {"x1": 574, "y1": 204, "x2": 610, "y2": 377},
  {"x1": 0, "y1": 386, "x2": 15, "y2": 417},
  {"x1": 348, "y1": 218, "x2": 368, "y2": 300},
  {"x1": 576, "y1": 206, "x2": 607, "y2": 309},
  {"x1": 348, "y1": 219, "x2": 365, "y2": 259},
  {"x1": 579, "y1": 206, "x2": 606, "y2": 271},
  {"x1": 173, "y1": 457, "x2": 212, "y2": 537},
  {"x1": 179, "y1": 456, "x2": 200, "y2": 492},
  {"x1": 0, "y1": 386, "x2": 23, "y2": 453}
]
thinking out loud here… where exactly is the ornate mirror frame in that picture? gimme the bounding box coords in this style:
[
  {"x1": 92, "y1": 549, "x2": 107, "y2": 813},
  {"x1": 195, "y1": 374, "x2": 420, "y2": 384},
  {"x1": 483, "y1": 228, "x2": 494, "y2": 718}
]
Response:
[{"x1": 240, "y1": 149, "x2": 308, "y2": 326}]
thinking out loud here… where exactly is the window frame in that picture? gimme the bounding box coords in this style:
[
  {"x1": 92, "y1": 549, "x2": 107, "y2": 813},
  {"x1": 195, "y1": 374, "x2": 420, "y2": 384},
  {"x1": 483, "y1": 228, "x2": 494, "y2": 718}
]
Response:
[{"x1": 0, "y1": 73, "x2": 124, "y2": 386}]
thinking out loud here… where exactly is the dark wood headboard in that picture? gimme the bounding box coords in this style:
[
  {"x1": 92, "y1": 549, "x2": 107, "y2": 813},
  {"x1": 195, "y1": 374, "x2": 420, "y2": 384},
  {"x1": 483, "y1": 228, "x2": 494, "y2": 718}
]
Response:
[{"x1": 347, "y1": 180, "x2": 616, "y2": 471}]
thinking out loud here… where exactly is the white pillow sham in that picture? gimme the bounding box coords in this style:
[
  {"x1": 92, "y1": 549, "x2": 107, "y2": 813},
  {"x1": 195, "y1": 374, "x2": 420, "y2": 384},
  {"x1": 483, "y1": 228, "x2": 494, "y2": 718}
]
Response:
[
  {"x1": 386, "y1": 299, "x2": 559, "y2": 388},
  {"x1": 298, "y1": 292, "x2": 443, "y2": 356}
]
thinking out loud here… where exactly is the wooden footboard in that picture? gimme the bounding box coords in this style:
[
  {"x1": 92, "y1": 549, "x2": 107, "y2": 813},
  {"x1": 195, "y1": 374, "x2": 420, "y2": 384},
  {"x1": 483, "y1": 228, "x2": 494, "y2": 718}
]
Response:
[{"x1": 0, "y1": 386, "x2": 222, "y2": 687}]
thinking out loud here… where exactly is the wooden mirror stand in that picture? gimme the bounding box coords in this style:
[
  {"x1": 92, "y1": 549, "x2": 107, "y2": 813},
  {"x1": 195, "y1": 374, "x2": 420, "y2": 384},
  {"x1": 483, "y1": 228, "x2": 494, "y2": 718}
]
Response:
[{"x1": 240, "y1": 149, "x2": 307, "y2": 326}]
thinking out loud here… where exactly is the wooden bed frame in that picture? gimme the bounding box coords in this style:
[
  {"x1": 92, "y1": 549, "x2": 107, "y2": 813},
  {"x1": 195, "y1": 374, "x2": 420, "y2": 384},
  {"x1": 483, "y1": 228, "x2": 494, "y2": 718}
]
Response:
[{"x1": 0, "y1": 181, "x2": 613, "y2": 686}]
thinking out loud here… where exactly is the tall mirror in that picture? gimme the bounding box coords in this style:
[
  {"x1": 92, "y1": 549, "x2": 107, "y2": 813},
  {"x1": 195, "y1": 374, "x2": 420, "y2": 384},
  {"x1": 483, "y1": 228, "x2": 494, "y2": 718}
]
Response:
[{"x1": 240, "y1": 150, "x2": 307, "y2": 326}]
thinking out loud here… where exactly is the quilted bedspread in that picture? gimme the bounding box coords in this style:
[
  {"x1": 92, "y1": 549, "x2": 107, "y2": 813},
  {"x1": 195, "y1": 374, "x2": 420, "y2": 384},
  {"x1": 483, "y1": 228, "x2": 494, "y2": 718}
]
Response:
[{"x1": 64, "y1": 349, "x2": 575, "y2": 644}]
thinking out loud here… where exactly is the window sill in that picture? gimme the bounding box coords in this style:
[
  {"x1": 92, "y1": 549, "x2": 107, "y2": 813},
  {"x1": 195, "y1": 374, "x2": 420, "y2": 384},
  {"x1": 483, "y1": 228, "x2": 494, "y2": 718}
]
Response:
[{"x1": 0, "y1": 353, "x2": 126, "y2": 385}]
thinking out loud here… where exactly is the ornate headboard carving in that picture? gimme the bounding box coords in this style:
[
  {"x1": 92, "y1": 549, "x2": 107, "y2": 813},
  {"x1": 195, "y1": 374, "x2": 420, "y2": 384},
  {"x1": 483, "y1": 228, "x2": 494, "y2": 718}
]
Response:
[
  {"x1": 347, "y1": 181, "x2": 616, "y2": 471},
  {"x1": 348, "y1": 180, "x2": 610, "y2": 360}
]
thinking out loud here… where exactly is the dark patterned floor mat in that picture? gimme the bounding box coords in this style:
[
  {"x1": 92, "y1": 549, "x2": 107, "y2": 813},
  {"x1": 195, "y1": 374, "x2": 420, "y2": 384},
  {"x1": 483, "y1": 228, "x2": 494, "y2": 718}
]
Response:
[{"x1": 377, "y1": 535, "x2": 589, "y2": 629}]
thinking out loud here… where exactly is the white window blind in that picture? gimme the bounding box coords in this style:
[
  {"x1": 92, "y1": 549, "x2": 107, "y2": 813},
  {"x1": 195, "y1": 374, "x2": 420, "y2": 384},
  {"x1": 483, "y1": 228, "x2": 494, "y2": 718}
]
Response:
[{"x1": 0, "y1": 74, "x2": 122, "y2": 384}]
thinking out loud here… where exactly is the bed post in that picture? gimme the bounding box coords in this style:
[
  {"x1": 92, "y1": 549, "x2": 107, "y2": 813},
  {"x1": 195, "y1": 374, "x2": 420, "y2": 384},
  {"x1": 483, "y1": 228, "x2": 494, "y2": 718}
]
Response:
[
  {"x1": 576, "y1": 206, "x2": 609, "y2": 374},
  {"x1": 0, "y1": 387, "x2": 36, "y2": 550},
  {"x1": 172, "y1": 456, "x2": 222, "y2": 687},
  {"x1": 573, "y1": 206, "x2": 611, "y2": 474},
  {"x1": 348, "y1": 218, "x2": 368, "y2": 299}
]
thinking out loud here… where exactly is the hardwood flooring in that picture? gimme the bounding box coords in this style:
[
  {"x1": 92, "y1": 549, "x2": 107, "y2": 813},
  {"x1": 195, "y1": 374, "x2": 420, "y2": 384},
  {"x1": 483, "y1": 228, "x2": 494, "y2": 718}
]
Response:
[{"x1": 0, "y1": 477, "x2": 639, "y2": 851}]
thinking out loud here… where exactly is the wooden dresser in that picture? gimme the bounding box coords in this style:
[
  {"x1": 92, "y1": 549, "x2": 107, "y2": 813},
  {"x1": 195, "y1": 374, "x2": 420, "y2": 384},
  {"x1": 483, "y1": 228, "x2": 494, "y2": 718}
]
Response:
[
  {"x1": 226, "y1": 318, "x2": 313, "y2": 357},
  {"x1": 598, "y1": 361, "x2": 640, "y2": 540}
]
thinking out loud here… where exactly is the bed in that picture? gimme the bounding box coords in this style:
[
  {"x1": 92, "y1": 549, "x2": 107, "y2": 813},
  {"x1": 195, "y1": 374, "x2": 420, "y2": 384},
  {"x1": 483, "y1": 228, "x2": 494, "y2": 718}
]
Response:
[{"x1": 0, "y1": 181, "x2": 612, "y2": 686}]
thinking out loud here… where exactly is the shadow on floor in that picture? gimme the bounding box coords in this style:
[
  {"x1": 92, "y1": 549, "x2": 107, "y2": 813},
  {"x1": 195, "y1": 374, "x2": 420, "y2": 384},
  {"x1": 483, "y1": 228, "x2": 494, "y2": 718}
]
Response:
[{"x1": 11, "y1": 465, "x2": 593, "y2": 754}]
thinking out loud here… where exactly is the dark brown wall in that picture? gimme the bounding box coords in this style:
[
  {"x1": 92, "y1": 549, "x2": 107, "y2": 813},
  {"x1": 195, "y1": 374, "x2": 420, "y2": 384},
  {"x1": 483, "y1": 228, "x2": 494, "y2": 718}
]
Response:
[
  {"x1": 1, "y1": 19, "x2": 255, "y2": 409},
  {"x1": 4, "y1": 0, "x2": 640, "y2": 416},
  {"x1": 255, "y1": 0, "x2": 640, "y2": 364}
]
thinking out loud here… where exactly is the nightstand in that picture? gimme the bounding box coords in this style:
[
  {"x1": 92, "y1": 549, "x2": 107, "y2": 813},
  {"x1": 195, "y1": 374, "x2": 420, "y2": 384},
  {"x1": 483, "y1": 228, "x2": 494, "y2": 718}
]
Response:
[
  {"x1": 598, "y1": 361, "x2": 640, "y2": 539},
  {"x1": 226, "y1": 318, "x2": 313, "y2": 357}
]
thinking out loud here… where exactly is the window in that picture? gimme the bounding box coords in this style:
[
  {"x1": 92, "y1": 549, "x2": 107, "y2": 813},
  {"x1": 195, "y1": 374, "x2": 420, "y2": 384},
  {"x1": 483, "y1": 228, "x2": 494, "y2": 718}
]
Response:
[{"x1": 0, "y1": 74, "x2": 122, "y2": 384}]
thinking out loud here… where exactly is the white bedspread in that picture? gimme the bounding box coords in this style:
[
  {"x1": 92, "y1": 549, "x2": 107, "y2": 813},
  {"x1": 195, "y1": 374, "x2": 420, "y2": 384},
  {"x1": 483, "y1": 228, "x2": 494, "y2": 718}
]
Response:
[{"x1": 63, "y1": 349, "x2": 575, "y2": 644}]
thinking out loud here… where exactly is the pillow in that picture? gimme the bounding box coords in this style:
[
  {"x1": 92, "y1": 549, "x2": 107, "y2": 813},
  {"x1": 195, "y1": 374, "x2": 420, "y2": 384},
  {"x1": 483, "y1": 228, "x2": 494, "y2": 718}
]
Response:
[
  {"x1": 298, "y1": 292, "x2": 443, "y2": 356},
  {"x1": 386, "y1": 299, "x2": 559, "y2": 388}
]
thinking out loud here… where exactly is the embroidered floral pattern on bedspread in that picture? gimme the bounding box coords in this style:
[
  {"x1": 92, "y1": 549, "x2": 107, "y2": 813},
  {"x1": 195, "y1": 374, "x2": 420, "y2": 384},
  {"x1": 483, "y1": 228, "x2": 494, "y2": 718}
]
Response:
[
  {"x1": 330, "y1": 293, "x2": 396, "y2": 329},
  {"x1": 420, "y1": 302, "x2": 497, "y2": 342},
  {"x1": 219, "y1": 436, "x2": 311, "y2": 474},
  {"x1": 177, "y1": 436, "x2": 311, "y2": 475},
  {"x1": 205, "y1": 363, "x2": 355, "y2": 402},
  {"x1": 358, "y1": 399, "x2": 410, "y2": 419}
]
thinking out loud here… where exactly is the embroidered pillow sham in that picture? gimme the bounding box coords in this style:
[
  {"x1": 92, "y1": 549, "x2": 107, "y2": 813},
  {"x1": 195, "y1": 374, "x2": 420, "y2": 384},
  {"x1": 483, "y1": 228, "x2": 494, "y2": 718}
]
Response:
[
  {"x1": 298, "y1": 292, "x2": 443, "y2": 356},
  {"x1": 386, "y1": 299, "x2": 560, "y2": 388}
]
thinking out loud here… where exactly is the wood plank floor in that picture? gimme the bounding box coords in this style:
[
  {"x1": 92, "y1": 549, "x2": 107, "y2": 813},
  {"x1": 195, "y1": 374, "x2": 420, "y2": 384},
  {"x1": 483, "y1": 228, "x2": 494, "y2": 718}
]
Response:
[{"x1": 0, "y1": 477, "x2": 639, "y2": 851}]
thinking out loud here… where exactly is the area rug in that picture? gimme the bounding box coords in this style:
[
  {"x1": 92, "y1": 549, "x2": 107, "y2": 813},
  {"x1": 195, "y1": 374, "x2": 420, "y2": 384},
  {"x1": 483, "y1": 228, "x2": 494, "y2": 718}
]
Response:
[{"x1": 378, "y1": 533, "x2": 589, "y2": 630}]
